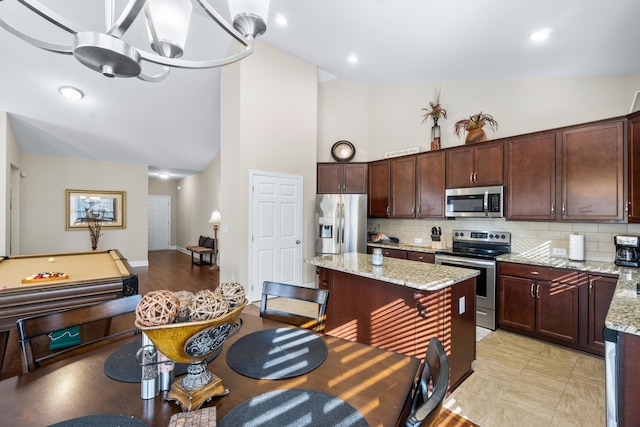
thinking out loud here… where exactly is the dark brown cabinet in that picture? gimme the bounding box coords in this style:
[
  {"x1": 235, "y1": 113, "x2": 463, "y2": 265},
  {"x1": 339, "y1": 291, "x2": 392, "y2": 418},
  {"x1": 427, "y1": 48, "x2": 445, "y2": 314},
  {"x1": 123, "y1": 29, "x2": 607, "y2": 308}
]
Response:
[
  {"x1": 560, "y1": 119, "x2": 625, "y2": 221},
  {"x1": 583, "y1": 274, "x2": 616, "y2": 353},
  {"x1": 416, "y1": 151, "x2": 446, "y2": 218},
  {"x1": 407, "y1": 251, "x2": 435, "y2": 263},
  {"x1": 446, "y1": 141, "x2": 504, "y2": 188},
  {"x1": 367, "y1": 159, "x2": 391, "y2": 217},
  {"x1": 499, "y1": 262, "x2": 586, "y2": 347},
  {"x1": 390, "y1": 156, "x2": 416, "y2": 217},
  {"x1": 506, "y1": 132, "x2": 557, "y2": 220},
  {"x1": 366, "y1": 246, "x2": 407, "y2": 259},
  {"x1": 628, "y1": 112, "x2": 640, "y2": 222},
  {"x1": 317, "y1": 163, "x2": 367, "y2": 194}
]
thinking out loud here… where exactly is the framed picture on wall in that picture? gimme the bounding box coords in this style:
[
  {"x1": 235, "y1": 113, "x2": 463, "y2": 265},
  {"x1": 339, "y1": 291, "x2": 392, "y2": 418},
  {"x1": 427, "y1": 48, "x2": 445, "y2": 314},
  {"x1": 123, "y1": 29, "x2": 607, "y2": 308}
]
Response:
[{"x1": 65, "y1": 189, "x2": 126, "y2": 230}]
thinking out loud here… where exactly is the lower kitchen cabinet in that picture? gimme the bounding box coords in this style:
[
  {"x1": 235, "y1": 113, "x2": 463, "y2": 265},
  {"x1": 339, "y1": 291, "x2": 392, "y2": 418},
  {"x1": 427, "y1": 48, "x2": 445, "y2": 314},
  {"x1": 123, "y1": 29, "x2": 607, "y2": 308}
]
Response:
[
  {"x1": 407, "y1": 251, "x2": 435, "y2": 263},
  {"x1": 315, "y1": 267, "x2": 475, "y2": 391},
  {"x1": 499, "y1": 262, "x2": 615, "y2": 356},
  {"x1": 366, "y1": 246, "x2": 407, "y2": 259}
]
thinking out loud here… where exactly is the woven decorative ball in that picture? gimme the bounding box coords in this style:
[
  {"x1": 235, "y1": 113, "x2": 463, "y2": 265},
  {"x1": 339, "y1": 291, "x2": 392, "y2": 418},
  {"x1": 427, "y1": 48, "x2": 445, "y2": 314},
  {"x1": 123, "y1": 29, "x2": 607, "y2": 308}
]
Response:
[
  {"x1": 188, "y1": 290, "x2": 229, "y2": 322},
  {"x1": 174, "y1": 290, "x2": 194, "y2": 322},
  {"x1": 216, "y1": 282, "x2": 246, "y2": 309},
  {"x1": 136, "y1": 290, "x2": 181, "y2": 326}
]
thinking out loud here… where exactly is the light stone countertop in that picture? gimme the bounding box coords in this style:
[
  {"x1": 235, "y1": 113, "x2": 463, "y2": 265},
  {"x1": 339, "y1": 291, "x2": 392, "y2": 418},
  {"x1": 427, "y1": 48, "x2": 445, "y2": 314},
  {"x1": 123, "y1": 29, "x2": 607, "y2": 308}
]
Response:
[
  {"x1": 306, "y1": 252, "x2": 479, "y2": 291},
  {"x1": 497, "y1": 253, "x2": 640, "y2": 336}
]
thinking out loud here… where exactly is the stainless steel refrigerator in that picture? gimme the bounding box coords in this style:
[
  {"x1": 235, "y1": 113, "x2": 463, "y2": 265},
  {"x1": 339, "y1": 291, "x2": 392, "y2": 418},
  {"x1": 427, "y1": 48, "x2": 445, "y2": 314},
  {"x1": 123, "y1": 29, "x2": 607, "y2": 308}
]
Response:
[{"x1": 315, "y1": 194, "x2": 367, "y2": 255}]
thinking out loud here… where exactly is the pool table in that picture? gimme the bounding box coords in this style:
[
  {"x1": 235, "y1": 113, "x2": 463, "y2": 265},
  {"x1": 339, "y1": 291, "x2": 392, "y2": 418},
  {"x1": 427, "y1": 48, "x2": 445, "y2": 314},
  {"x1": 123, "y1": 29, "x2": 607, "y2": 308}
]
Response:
[{"x1": 0, "y1": 250, "x2": 138, "y2": 371}]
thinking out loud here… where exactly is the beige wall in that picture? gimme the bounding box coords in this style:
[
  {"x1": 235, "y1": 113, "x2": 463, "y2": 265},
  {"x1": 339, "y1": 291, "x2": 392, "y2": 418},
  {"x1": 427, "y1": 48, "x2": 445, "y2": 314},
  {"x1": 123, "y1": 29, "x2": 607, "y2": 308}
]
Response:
[
  {"x1": 19, "y1": 153, "x2": 149, "y2": 264},
  {"x1": 148, "y1": 177, "x2": 179, "y2": 246},
  {"x1": 220, "y1": 40, "x2": 318, "y2": 289},
  {"x1": 319, "y1": 74, "x2": 640, "y2": 161}
]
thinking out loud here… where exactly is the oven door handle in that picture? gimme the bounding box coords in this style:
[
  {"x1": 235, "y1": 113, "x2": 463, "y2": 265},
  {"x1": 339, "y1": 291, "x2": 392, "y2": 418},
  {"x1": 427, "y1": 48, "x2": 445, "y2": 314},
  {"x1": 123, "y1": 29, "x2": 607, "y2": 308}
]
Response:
[{"x1": 435, "y1": 255, "x2": 495, "y2": 268}]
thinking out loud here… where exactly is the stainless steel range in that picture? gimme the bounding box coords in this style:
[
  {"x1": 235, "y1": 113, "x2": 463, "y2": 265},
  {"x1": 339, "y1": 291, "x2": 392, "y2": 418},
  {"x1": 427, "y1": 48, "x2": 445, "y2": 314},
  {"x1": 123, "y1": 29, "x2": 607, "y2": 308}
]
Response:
[{"x1": 434, "y1": 230, "x2": 511, "y2": 330}]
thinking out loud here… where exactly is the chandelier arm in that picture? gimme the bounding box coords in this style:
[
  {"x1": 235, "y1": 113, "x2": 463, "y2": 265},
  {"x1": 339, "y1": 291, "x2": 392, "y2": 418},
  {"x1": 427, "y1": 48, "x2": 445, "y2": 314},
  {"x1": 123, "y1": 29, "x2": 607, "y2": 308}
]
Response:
[
  {"x1": 138, "y1": 43, "x2": 253, "y2": 69},
  {"x1": 0, "y1": 18, "x2": 73, "y2": 54},
  {"x1": 194, "y1": 0, "x2": 251, "y2": 48},
  {"x1": 106, "y1": 0, "x2": 147, "y2": 38},
  {"x1": 17, "y1": 0, "x2": 83, "y2": 34},
  {"x1": 137, "y1": 68, "x2": 171, "y2": 83}
]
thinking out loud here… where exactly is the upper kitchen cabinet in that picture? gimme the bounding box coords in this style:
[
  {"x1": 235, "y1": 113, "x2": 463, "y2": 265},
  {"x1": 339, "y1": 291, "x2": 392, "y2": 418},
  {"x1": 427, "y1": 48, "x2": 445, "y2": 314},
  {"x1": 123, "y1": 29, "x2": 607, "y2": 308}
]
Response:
[
  {"x1": 446, "y1": 141, "x2": 504, "y2": 188},
  {"x1": 390, "y1": 156, "x2": 417, "y2": 218},
  {"x1": 560, "y1": 118, "x2": 625, "y2": 222},
  {"x1": 368, "y1": 159, "x2": 391, "y2": 217},
  {"x1": 506, "y1": 132, "x2": 557, "y2": 221},
  {"x1": 317, "y1": 163, "x2": 368, "y2": 194},
  {"x1": 416, "y1": 151, "x2": 446, "y2": 218},
  {"x1": 628, "y1": 112, "x2": 640, "y2": 223}
]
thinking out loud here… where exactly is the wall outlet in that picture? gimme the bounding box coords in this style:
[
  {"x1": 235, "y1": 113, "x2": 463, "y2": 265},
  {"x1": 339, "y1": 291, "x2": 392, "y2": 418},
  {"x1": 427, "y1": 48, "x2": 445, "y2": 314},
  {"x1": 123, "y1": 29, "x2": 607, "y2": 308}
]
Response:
[
  {"x1": 459, "y1": 296, "x2": 466, "y2": 314},
  {"x1": 414, "y1": 238, "x2": 423, "y2": 244},
  {"x1": 552, "y1": 247, "x2": 567, "y2": 256}
]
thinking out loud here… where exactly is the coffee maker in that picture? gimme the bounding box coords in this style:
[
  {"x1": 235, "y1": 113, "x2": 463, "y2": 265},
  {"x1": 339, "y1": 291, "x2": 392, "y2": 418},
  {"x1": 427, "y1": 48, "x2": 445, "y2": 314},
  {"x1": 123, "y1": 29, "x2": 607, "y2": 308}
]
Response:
[{"x1": 614, "y1": 235, "x2": 640, "y2": 267}]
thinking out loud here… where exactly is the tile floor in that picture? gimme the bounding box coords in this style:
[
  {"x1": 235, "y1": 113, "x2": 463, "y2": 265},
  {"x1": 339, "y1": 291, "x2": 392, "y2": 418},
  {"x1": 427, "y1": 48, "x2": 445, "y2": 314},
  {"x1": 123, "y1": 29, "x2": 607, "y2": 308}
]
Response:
[
  {"x1": 446, "y1": 328, "x2": 606, "y2": 427},
  {"x1": 257, "y1": 299, "x2": 607, "y2": 427}
]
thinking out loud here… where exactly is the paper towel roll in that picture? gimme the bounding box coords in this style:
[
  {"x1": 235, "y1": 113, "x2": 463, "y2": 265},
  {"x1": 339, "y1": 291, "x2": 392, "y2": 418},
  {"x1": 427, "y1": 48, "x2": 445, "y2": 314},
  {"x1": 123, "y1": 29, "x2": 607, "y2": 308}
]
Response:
[{"x1": 569, "y1": 234, "x2": 585, "y2": 261}]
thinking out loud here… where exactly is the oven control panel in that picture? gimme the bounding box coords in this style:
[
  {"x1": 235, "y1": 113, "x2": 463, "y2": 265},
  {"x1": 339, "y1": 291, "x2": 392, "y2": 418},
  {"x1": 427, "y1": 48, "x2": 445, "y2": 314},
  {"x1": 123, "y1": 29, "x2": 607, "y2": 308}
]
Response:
[{"x1": 453, "y1": 230, "x2": 511, "y2": 243}]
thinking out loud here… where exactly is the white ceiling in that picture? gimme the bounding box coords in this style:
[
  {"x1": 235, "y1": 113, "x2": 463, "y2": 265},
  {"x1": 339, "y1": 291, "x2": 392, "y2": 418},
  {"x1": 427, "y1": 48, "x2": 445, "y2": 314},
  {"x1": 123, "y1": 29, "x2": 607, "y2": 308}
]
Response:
[{"x1": 0, "y1": 0, "x2": 639, "y2": 180}]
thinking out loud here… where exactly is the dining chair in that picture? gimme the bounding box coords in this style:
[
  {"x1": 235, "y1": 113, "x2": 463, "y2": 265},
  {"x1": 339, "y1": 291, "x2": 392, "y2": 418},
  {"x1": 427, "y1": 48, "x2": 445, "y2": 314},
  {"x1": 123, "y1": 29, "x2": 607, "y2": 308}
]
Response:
[
  {"x1": 404, "y1": 337, "x2": 450, "y2": 427},
  {"x1": 17, "y1": 294, "x2": 142, "y2": 373},
  {"x1": 259, "y1": 281, "x2": 329, "y2": 333}
]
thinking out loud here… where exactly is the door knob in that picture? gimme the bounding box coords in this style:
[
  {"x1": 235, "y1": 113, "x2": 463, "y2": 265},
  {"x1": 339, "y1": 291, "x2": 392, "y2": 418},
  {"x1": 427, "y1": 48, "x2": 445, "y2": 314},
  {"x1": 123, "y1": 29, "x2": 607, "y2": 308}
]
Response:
[{"x1": 296, "y1": 240, "x2": 301, "y2": 244}]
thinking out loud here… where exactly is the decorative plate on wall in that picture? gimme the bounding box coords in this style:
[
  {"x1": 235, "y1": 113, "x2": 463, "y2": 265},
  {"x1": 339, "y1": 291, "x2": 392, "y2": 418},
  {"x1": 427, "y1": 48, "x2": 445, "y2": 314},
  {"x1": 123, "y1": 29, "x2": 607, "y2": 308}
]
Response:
[{"x1": 330, "y1": 140, "x2": 356, "y2": 162}]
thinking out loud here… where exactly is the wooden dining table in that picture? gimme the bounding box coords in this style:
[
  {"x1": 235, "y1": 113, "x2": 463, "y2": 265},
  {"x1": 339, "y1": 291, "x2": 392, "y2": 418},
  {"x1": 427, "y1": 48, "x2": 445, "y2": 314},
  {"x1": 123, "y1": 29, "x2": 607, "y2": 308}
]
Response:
[{"x1": 0, "y1": 314, "x2": 421, "y2": 427}]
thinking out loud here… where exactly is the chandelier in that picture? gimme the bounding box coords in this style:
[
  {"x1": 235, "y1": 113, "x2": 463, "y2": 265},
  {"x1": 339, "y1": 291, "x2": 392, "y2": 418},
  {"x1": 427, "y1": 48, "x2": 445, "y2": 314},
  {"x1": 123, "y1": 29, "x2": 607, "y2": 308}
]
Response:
[{"x1": 0, "y1": 0, "x2": 269, "y2": 82}]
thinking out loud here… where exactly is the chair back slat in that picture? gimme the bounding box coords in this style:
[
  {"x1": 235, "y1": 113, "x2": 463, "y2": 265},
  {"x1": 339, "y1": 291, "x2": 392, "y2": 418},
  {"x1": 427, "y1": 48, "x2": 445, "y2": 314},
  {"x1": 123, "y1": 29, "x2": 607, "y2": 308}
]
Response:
[{"x1": 260, "y1": 281, "x2": 329, "y2": 333}]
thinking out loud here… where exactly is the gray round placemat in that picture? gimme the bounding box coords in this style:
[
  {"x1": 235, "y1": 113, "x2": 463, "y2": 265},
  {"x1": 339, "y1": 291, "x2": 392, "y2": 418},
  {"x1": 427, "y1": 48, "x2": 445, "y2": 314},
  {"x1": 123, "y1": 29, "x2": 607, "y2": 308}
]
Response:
[
  {"x1": 218, "y1": 389, "x2": 369, "y2": 427},
  {"x1": 226, "y1": 328, "x2": 327, "y2": 379},
  {"x1": 47, "y1": 414, "x2": 147, "y2": 427},
  {"x1": 103, "y1": 338, "x2": 221, "y2": 382}
]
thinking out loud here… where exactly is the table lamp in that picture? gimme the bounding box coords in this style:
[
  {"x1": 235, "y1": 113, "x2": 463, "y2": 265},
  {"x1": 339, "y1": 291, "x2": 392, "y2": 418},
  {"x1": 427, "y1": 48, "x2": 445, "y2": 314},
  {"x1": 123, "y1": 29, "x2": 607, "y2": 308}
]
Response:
[{"x1": 208, "y1": 210, "x2": 221, "y2": 270}]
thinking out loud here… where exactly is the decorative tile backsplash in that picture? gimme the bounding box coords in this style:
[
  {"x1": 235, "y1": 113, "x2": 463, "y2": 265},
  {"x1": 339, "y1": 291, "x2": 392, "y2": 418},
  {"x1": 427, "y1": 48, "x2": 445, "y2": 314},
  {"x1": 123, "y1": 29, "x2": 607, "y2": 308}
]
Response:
[{"x1": 368, "y1": 218, "x2": 640, "y2": 263}]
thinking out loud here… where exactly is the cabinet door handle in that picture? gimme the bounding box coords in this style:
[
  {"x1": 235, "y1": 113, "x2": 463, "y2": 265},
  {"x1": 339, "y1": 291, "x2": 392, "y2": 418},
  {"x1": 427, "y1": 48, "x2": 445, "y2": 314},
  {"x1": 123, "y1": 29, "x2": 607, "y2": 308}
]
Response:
[
  {"x1": 536, "y1": 285, "x2": 540, "y2": 299},
  {"x1": 469, "y1": 173, "x2": 474, "y2": 184},
  {"x1": 530, "y1": 283, "x2": 535, "y2": 297},
  {"x1": 411, "y1": 206, "x2": 415, "y2": 215},
  {"x1": 338, "y1": 183, "x2": 341, "y2": 191},
  {"x1": 386, "y1": 206, "x2": 390, "y2": 216},
  {"x1": 417, "y1": 206, "x2": 421, "y2": 214},
  {"x1": 474, "y1": 172, "x2": 478, "y2": 183},
  {"x1": 342, "y1": 183, "x2": 346, "y2": 191},
  {"x1": 551, "y1": 203, "x2": 555, "y2": 215},
  {"x1": 589, "y1": 279, "x2": 593, "y2": 294},
  {"x1": 562, "y1": 203, "x2": 566, "y2": 216},
  {"x1": 531, "y1": 271, "x2": 539, "y2": 275}
]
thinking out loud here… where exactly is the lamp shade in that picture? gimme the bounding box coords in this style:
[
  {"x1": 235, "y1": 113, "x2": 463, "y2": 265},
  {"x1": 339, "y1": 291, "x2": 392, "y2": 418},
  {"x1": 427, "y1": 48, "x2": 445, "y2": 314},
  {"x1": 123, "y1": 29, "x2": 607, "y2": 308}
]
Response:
[
  {"x1": 208, "y1": 210, "x2": 221, "y2": 225},
  {"x1": 145, "y1": 0, "x2": 193, "y2": 57}
]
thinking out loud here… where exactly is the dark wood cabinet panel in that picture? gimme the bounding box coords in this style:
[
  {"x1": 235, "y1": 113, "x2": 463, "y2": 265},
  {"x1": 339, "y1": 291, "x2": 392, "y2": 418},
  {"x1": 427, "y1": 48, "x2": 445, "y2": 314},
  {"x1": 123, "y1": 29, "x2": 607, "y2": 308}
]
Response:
[
  {"x1": 499, "y1": 275, "x2": 536, "y2": 332},
  {"x1": 407, "y1": 251, "x2": 435, "y2": 263},
  {"x1": 629, "y1": 113, "x2": 640, "y2": 222},
  {"x1": 391, "y1": 156, "x2": 416, "y2": 217},
  {"x1": 416, "y1": 151, "x2": 446, "y2": 218},
  {"x1": 506, "y1": 132, "x2": 557, "y2": 220},
  {"x1": 367, "y1": 246, "x2": 407, "y2": 259},
  {"x1": 586, "y1": 274, "x2": 616, "y2": 351},
  {"x1": 561, "y1": 120, "x2": 625, "y2": 221},
  {"x1": 446, "y1": 141, "x2": 504, "y2": 188},
  {"x1": 367, "y1": 160, "x2": 391, "y2": 217},
  {"x1": 317, "y1": 163, "x2": 367, "y2": 194},
  {"x1": 620, "y1": 331, "x2": 640, "y2": 426},
  {"x1": 536, "y1": 281, "x2": 579, "y2": 344}
]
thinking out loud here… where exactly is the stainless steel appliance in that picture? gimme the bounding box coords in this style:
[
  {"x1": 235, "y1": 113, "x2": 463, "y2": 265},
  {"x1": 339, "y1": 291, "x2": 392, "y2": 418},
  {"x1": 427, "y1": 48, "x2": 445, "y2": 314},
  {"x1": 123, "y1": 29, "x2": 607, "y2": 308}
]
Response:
[
  {"x1": 315, "y1": 194, "x2": 367, "y2": 255},
  {"x1": 435, "y1": 230, "x2": 511, "y2": 330},
  {"x1": 445, "y1": 186, "x2": 504, "y2": 218},
  {"x1": 613, "y1": 235, "x2": 640, "y2": 268}
]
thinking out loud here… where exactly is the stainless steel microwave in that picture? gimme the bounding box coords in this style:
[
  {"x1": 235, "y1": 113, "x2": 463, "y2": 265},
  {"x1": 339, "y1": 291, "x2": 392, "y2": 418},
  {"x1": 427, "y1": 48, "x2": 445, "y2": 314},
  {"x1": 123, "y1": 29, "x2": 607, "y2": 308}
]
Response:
[{"x1": 445, "y1": 186, "x2": 504, "y2": 218}]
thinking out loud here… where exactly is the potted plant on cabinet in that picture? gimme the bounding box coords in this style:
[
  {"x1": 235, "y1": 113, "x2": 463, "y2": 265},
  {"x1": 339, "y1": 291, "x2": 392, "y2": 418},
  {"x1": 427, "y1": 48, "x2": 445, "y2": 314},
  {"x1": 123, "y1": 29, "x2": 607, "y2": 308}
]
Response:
[
  {"x1": 454, "y1": 112, "x2": 498, "y2": 144},
  {"x1": 422, "y1": 89, "x2": 447, "y2": 150}
]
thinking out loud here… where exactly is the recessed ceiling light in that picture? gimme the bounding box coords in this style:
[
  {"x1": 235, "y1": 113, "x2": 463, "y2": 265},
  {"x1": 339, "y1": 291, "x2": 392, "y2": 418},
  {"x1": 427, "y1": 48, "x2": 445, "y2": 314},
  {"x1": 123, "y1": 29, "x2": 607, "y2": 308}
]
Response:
[
  {"x1": 348, "y1": 53, "x2": 358, "y2": 64},
  {"x1": 529, "y1": 29, "x2": 551, "y2": 42},
  {"x1": 275, "y1": 14, "x2": 287, "y2": 26},
  {"x1": 158, "y1": 173, "x2": 170, "y2": 179},
  {"x1": 58, "y1": 86, "x2": 84, "y2": 101}
]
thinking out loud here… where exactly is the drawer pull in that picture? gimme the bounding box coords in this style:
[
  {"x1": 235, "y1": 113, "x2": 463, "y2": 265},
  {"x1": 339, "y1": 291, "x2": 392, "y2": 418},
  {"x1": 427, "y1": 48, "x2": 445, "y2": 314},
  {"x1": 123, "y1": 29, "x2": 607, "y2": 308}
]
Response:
[{"x1": 531, "y1": 271, "x2": 540, "y2": 275}]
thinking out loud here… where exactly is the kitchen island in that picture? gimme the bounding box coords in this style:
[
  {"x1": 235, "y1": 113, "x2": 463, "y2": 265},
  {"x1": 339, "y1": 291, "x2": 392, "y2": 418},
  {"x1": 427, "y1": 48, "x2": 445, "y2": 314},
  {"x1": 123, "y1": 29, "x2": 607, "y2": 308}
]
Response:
[{"x1": 306, "y1": 252, "x2": 479, "y2": 390}]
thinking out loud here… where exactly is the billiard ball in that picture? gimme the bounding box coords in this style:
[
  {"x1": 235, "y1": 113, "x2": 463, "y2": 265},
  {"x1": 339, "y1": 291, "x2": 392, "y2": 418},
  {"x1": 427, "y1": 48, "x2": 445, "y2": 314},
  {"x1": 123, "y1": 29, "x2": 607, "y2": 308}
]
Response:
[{"x1": 48, "y1": 257, "x2": 55, "y2": 263}]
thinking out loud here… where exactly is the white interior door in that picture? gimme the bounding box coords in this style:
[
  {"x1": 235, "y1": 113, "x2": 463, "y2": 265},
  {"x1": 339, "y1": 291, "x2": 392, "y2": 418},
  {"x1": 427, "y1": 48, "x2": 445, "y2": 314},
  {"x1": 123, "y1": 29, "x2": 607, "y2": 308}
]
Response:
[
  {"x1": 148, "y1": 196, "x2": 171, "y2": 251},
  {"x1": 249, "y1": 172, "x2": 303, "y2": 302}
]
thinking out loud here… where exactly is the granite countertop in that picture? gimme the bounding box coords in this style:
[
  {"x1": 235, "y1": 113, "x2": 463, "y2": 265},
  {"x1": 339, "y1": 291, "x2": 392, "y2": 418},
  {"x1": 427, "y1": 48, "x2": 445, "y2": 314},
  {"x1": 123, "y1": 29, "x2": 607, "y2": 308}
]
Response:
[
  {"x1": 497, "y1": 253, "x2": 640, "y2": 336},
  {"x1": 306, "y1": 252, "x2": 479, "y2": 291},
  {"x1": 366, "y1": 242, "x2": 444, "y2": 253}
]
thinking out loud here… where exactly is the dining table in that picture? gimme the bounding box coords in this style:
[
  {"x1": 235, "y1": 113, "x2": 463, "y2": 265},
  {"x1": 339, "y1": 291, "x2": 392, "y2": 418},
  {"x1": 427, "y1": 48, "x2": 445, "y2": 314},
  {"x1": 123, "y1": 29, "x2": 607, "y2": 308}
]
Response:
[{"x1": 0, "y1": 314, "x2": 421, "y2": 427}]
